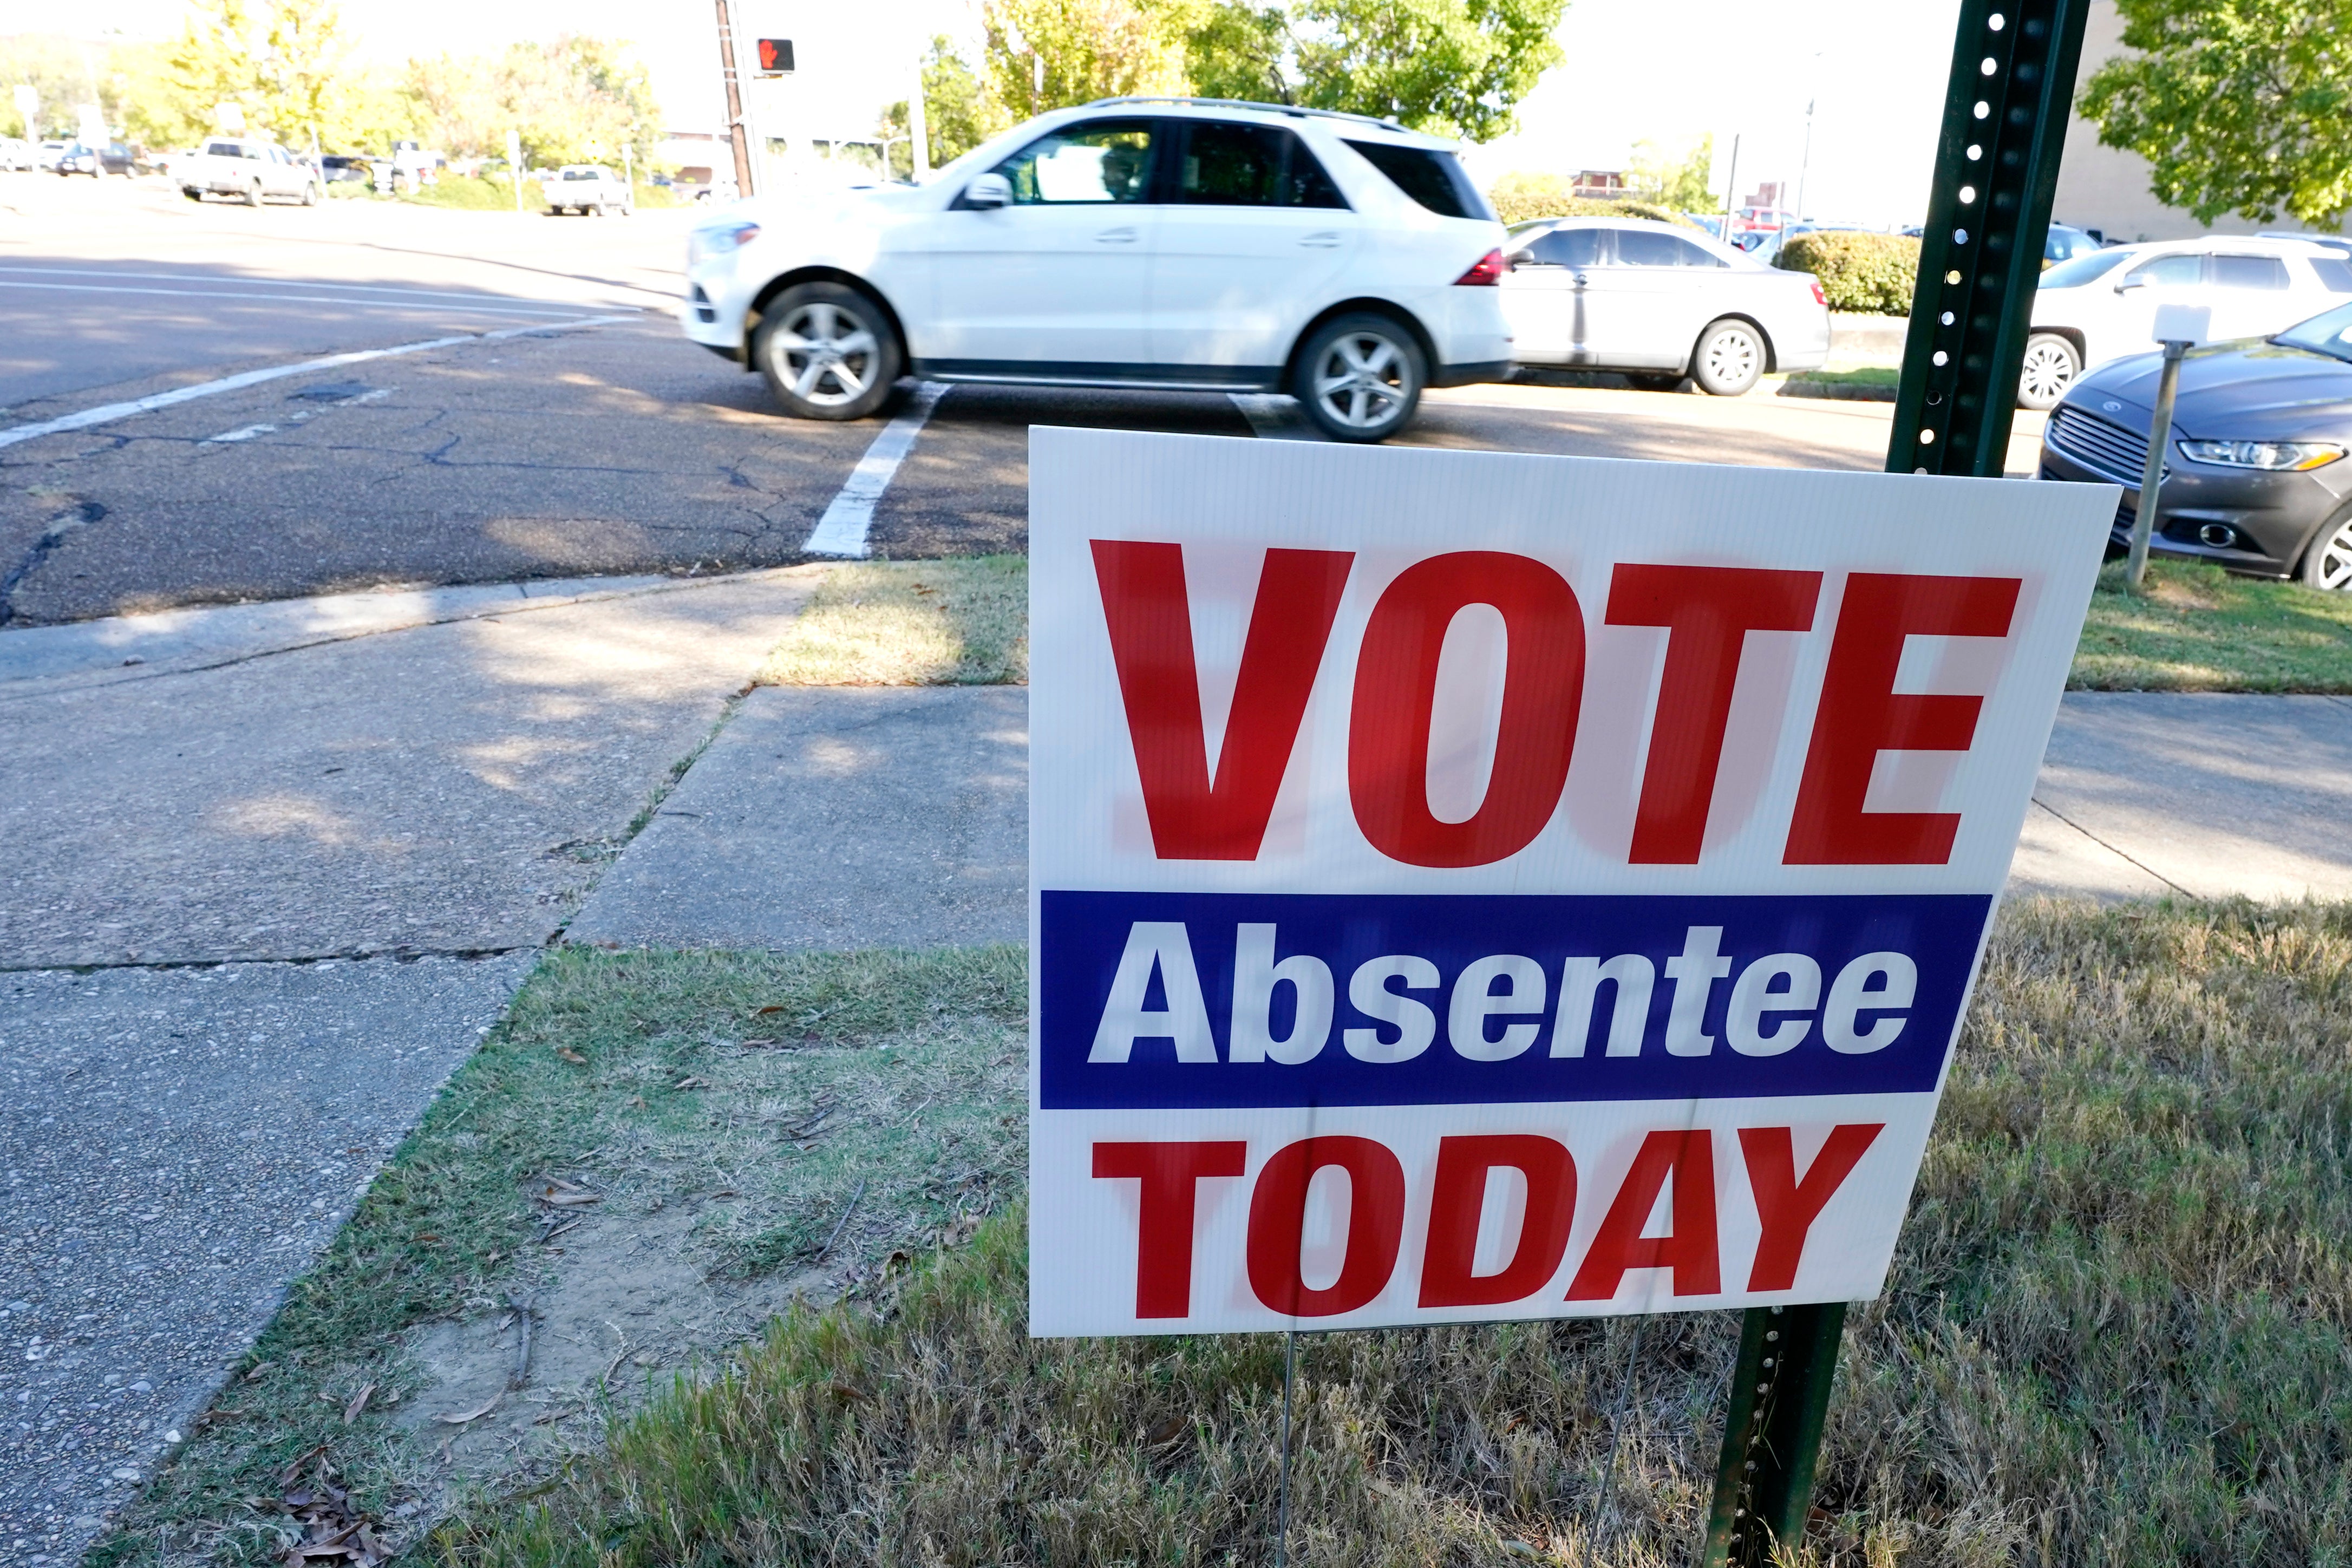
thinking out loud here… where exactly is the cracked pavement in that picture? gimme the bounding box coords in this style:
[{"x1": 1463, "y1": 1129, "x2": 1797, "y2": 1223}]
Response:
[
  {"x1": 0, "y1": 562, "x2": 819, "y2": 1557},
  {"x1": 0, "y1": 319, "x2": 872, "y2": 625}
]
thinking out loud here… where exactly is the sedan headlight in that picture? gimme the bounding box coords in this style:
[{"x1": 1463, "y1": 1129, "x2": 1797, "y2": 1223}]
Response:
[
  {"x1": 686, "y1": 220, "x2": 761, "y2": 267},
  {"x1": 2175, "y1": 439, "x2": 2347, "y2": 471}
]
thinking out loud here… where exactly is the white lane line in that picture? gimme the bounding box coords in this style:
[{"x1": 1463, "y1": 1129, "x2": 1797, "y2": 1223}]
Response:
[
  {"x1": 0, "y1": 266, "x2": 621, "y2": 309},
  {"x1": 1229, "y1": 391, "x2": 1327, "y2": 441},
  {"x1": 201, "y1": 423, "x2": 276, "y2": 444},
  {"x1": 0, "y1": 280, "x2": 601, "y2": 317},
  {"x1": 0, "y1": 315, "x2": 634, "y2": 452},
  {"x1": 802, "y1": 382, "x2": 952, "y2": 558}
]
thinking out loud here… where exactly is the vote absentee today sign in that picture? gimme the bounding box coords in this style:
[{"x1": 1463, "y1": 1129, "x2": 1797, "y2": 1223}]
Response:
[{"x1": 1029, "y1": 428, "x2": 2114, "y2": 1337}]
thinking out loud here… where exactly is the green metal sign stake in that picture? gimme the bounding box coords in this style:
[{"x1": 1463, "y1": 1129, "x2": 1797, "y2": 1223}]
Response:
[{"x1": 1698, "y1": 0, "x2": 2089, "y2": 1560}]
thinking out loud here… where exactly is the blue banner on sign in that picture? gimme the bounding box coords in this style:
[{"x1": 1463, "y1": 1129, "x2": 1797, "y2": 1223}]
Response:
[{"x1": 1037, "y1": 891, "x2": 1990, "y2": 1108}]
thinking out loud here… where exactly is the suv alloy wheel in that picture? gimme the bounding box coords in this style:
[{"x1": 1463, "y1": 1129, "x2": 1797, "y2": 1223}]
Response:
[
  {"x1": 753, "y1": 282, "x2": 904, "y2": 421},
  {"x1": 1294, "y1": 313, "x2": 1426, "y2": 442}
]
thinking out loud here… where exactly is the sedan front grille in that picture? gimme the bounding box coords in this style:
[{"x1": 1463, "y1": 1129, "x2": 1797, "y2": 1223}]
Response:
[{"x1": 2047, "y1": 405, "x2": 2160, "y2": 484}]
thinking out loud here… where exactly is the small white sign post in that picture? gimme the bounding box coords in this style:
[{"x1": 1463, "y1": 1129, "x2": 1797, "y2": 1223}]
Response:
[{"x1": 1029, "y1": 430, "x2": 2114, "y2": 1338}]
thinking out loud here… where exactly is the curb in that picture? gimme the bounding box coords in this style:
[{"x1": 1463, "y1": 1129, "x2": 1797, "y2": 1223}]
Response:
[{"x1": 1778, "y1": 379, "x2": 1898, "y2": 403}]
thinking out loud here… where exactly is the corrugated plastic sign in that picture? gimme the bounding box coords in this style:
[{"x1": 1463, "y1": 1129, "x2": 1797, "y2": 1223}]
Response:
[{"x1": 1028, "y1": 428, "x2": 2115, "y2": 1337}]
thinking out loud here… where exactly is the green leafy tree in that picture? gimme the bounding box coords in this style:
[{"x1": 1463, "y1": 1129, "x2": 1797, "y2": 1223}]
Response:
[
  {"x1": 1182, "y1": 3, "x2": 1290, "y2": 101},
  {"x1": 1628, "y1": 133, "x2": 1714, "y2": 211},
  {"x1": 1182, "y1": 0, "x2": 1566, "y2": 141},
  {"x1": 0, "y1": 34, "x2": 106, "y2": 138},
  {"x1": 982, "y1": 0, "x2": 1199, "y2": 119},
  {"x1": 902, "y1": 35, "x2": 1014, "y2": 167},
  {"x1": 2080, "y1": 0, "x2": 2352, "y2": 227},
  {"x1": 155, "y1": 0, "x2": 349, "y2": 145},
  {"x1": 407, "y1": 36, "x2": 658, "y2": 165}
]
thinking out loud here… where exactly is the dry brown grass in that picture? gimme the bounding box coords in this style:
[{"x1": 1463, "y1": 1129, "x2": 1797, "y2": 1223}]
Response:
[
  {"x1": 435, "y1": 899, "x2": 2352, "y2": 1566},
  {"x1": 758, "y1": 559, "x2": 1027, "y2": 687}
]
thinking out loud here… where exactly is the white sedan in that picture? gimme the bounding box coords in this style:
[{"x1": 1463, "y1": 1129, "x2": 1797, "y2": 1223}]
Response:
[
  {"x1": 2021, "y1": 235, "x2": 2352, "y2": 409},
  {"x1": 1499, "y1": 218, "x2": 1831, "y2": 395}
]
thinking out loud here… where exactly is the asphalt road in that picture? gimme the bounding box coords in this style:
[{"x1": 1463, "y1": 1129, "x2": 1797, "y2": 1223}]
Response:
[{"x1": 0, "y1": 169, "x2": 2048, "y2": 625}]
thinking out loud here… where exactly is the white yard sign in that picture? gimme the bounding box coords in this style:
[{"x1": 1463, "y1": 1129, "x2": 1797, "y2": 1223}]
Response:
[{"x1": 1029, "y1": 428, "x2": 2114, "y2": 1337}]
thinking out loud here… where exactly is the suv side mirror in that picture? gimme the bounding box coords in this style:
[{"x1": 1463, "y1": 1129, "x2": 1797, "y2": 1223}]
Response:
[{"x1": 965, "y1": 172, "x2": 1011, "y2": 210}]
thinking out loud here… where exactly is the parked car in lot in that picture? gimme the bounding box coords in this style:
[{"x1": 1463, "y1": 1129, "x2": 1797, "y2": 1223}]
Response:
[
  {"x1": 178, "y1": 137, "x2": 321, "y2": 205},
  {"x1": 34, "y1": 140, "x2": 68, "y2": 171},
  {"x1": 2021, "y1": 236, "x2": 2352, "y2": 410},
  {"x1": 682, "y1": 97, "x2": 1514, "y2": 442},
  {"x1": 2038, "y1": 298, "x2": 2352, "y2": 589},
  {"x1": 2044, "y1": 222, "x2": 2106, "y2": 266},
  {"x1": 318, "y1": 154, "x2": 371, "y2": 183},
  {"x1": 0, "y1": 136, "x2": 31, "y2": 171},
  {"x1": 55, "y1": 140, "x2": 143, "y2": 177},
  {"x1": 546, "y1": 164, "x2": 632, "y2": 216},
  {"x1": 1498, "y1": 217, "x2": 1830, "y2": 395}
]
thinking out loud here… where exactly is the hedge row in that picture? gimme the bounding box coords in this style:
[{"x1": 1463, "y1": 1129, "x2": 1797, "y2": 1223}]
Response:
[
  {"x1": 1776, "y1": 231, "x2": 1920, "y2": 315},
  {"x1": 1485, "y1": 172, "x2": 1696, "y2": 230}
]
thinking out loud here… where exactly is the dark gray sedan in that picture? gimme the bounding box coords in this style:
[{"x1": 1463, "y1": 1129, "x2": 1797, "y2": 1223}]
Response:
[{"x1": 2037, "y1": 299, "x2": 2352, "y2": 590}]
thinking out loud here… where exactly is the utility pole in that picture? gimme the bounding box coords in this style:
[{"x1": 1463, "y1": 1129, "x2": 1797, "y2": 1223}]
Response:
[
  {"x1": 1795, "y1": 98, "x2": 1815, "y2": 222},
  {"x1": 1697, "y1": 1, "x2": 2094, "y2": 1560},
  {"x1": 714, "y1": 0, "x2": 756, "y2": 198},
  {"x1": 1719, "y1": 134, "x2": 1741, "y2": 245},
  {"x1": 909, "y1": 53, "x2": 930, "y2": 180}
]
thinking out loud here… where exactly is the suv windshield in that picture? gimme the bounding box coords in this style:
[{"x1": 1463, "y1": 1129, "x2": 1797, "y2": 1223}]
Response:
[
  {"x1": 2272, "y1": 301, "x2": 2352, "y2": 364},
  {"x1": 2039, "y1": 249, "x2": 2129, "y2": 289},
  {"x1": 1342, "y1": 140, "x2": 1493, "y2": 221}
]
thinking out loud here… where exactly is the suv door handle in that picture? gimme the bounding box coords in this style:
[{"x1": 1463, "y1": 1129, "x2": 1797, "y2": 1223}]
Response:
[
  {"x1": 1571, "y1": 272, "x2": 1590, "y2": 286},
  {"x1": 1299, "y1": 230, "x2": 1342, "y2": 247},
  {"x1": 1095, "y1": 226, "x2": 1139, "y2": 244}
]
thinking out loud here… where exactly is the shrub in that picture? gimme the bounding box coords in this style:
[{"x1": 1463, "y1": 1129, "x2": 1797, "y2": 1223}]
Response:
[
  {"x1": 1486, "y1": 171, "x2": 1698, "y2": 230},
  {"x1": 398, "y1": 173, "x2": 528, "y2": 211},
  {"x1": 1778, "y1": 231, "x2": 1919, "y2": 315}
]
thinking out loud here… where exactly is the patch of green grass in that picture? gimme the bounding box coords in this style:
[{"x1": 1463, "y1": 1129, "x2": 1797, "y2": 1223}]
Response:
[
  {"x1": 758, "y1": 557, "x2": 1027, "y2": 686},
  {"x1": 1787, "y1": 364, "x2": 1900, "y2": 387},
  {"x1": 2073, "y1": 558, "x2": 2352, "y2": 690},
  {"x1": 440, "y1": 900, "x2": 2352, "y2": 1567},
  {"x1": 89, "y1": 945, "x2": 1024, "y2": 1568}
]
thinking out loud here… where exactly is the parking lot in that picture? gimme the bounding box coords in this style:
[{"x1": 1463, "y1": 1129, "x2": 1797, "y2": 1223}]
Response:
[{"x1": 0, "y1": 172, "x2": 2044, "y2": 625}]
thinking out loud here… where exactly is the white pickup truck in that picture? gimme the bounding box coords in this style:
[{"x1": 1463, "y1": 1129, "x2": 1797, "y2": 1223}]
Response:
[{"x1": 178, "y1": 138, "x2": 321, "y2": 206}]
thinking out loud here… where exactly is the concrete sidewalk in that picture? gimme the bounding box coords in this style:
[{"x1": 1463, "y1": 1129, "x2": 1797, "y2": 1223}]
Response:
[
  {"x1": 7, "y1": 561, "x2": 2351, "y2": 1561},
  {"x1": 2014, "y1": 692, "x2": 2352, "y2": 901},
  {"x1": 0, "y1": 568, "x2": 815, "y2": 1558},
  {"x1": 561, "y1": 685, "x2": 2352, "y2": 959}
]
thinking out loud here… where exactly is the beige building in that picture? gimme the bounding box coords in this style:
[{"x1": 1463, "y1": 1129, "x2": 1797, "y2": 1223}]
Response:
[{"x1": 2055, "y1": 0, "x2": 2343, "y2": 242}]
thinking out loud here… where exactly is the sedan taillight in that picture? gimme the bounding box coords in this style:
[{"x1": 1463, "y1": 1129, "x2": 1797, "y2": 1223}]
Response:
[
  {"x1": 1454, "y1": 249, "x2": 1506, "y2": 286},
  {"x1": 1809, "y1": 279, "x2": 1828, "y2": 306}
]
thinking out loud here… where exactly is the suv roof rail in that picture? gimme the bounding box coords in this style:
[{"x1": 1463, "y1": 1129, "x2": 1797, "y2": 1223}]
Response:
[{"x1": 1081, "y1": 95, "x2": 1408, "y2": 131}]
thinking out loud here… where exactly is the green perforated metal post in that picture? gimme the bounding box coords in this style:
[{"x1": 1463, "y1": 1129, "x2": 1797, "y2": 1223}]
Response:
[
  {"x1": 1698, "y1": 1303, "x2": 1845, "y2": 1565},
  {"x1": 1889, "y1": 0, "x2": 2094, "y2": 481},
  {"x1": 1697, "y1": 2, "x2": 2090, "y2": 1563}
]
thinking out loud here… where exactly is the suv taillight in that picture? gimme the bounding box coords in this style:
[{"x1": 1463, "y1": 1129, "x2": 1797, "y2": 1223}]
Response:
[
  {"x1": 1809, "y1": 279, "x2": 1828, "y2": 306},
  {"x1": 1454, "y1": 249, "x2": 1505, "y2": 286}
]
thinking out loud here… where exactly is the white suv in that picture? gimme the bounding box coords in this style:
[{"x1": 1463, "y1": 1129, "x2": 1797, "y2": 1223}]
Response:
[
  {"x1": 2022, "y1": 236, "x2": 2352, "y2": 408},
  {"x1": 681, "y1": 98, "x2": 1514, "y2": 441}
]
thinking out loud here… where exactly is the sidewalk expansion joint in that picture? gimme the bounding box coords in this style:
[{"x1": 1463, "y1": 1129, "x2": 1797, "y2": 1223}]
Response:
[
  {"x1": 0, "y1": 569, "x2": 806, "y2": 702},
  {"x1": 0, "y1": 943, "x2": 543, "y2": 976},
  {"x1": 2027, "y1": 795, "x2": 2194, "y2": 898}
]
